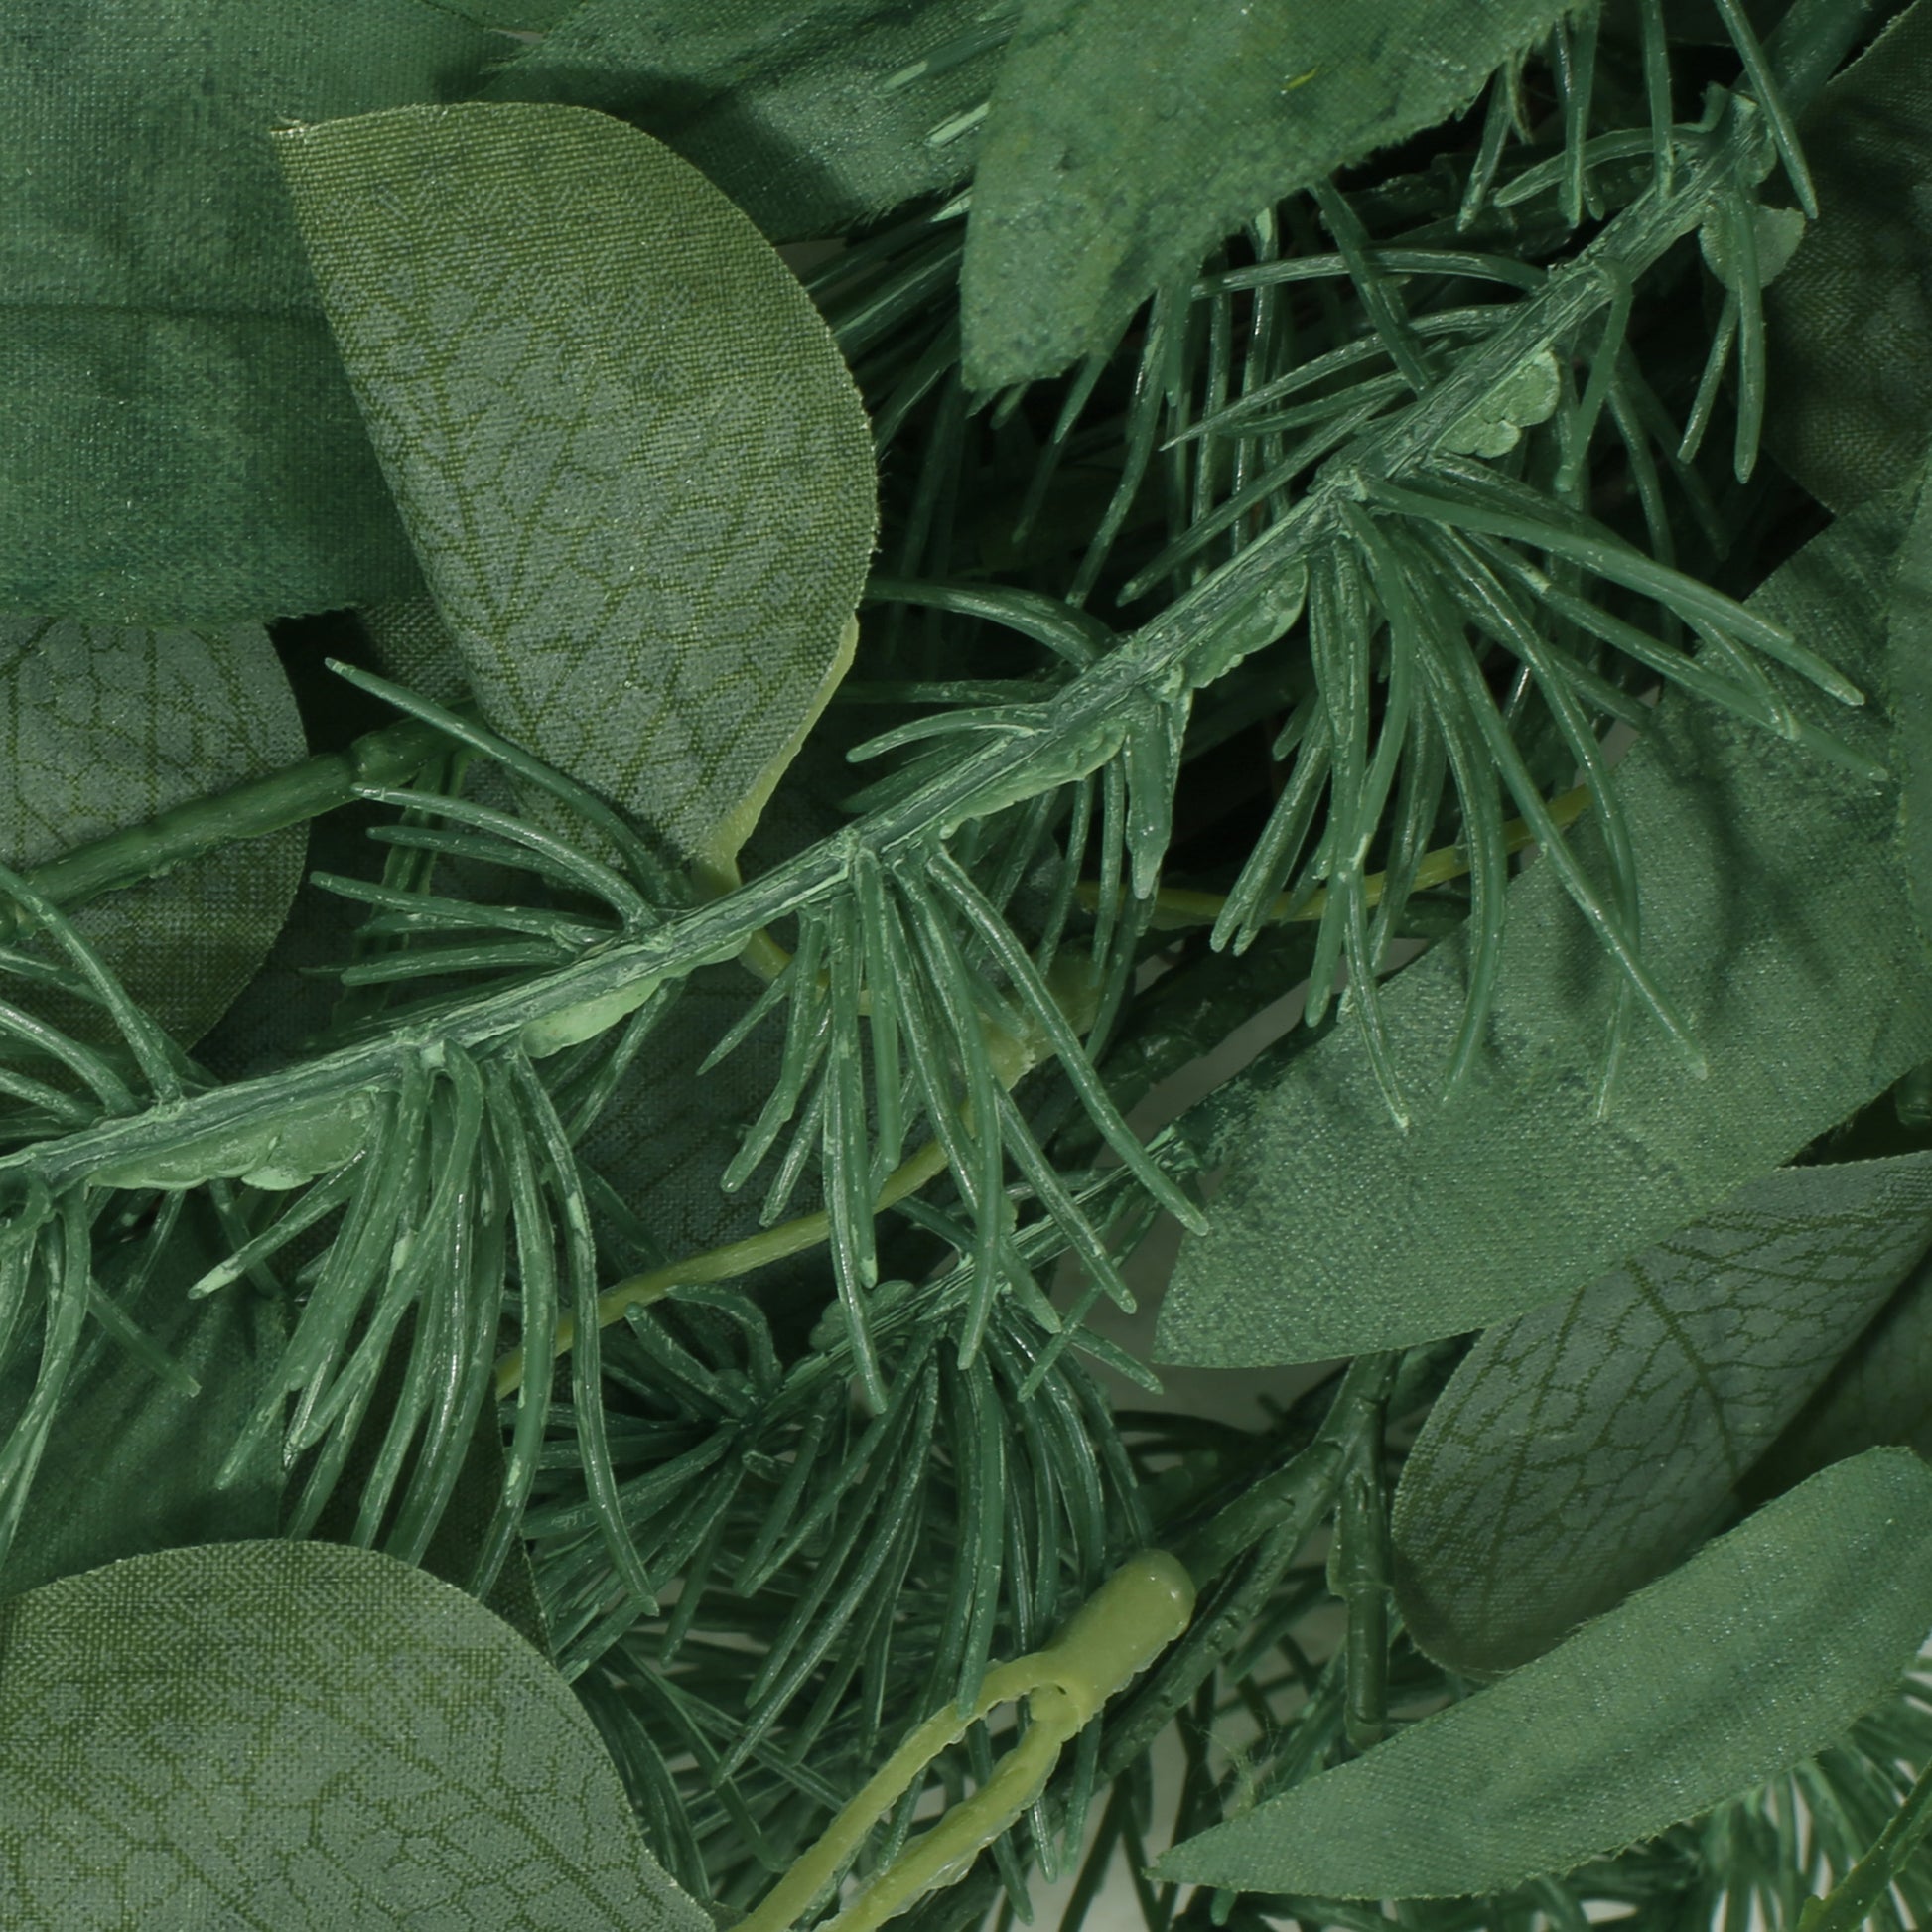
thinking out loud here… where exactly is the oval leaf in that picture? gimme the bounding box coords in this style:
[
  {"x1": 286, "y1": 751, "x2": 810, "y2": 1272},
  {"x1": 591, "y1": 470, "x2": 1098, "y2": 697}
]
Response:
[
  {"x1": 276, "y1": 100, "x2": 877, "y2": 875},
  {"x1": 1156, "y1": 1448, "x2": 1932, "y2": 1901},
  {"x1": 960, "y1": 0, "x2": 1573, "y2": 387},
  {"x1": 0, "y1": 619, "x2": 308, "y2": 1050},
  {"x1": 0, "y1": 1539, "x2": 711, "y2": 1928},
  {"x1": 1392, "y1": 1151, "x2": 1932, "y2": 1678},
  {"x1": 1159, "y1": 486, "x2": 1932, "y2": 1367}
]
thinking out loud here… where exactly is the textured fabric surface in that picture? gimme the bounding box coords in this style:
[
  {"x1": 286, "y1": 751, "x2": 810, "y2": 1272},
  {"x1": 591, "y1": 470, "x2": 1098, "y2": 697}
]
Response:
[
  {"x1": 1746, "y1": 1245, "x2": 1932, "y2": 1499},
  {"x1": 1157, "y1": 1449, "x2": 1932, "y2": 1899},
  {"x1": 277, "y1": 101, "x2": 877, "y2": 873},
  {"x1": 0, "y1": 619, "x2": 307, "y2": 1050},
  {"x1": 0, "y1": 1, "x2": 495, "y2": 622},
  {"x1": 1160, "y1": 487, "x2": 1932, "y2": 1366},
  {"x1": 960, "y1": 0, "x2": 1572, "y2": 386},
  {"x1": 1391, "y1": 1150, "x2": 1932, "y2": 1678},
  {"x1": 1893, "y1": 467, "x2": 1932, "y2": 960},
  {"x1": 485, "y1": 0, "x2": 999, "y2": 239},
  {"x1": 1764, "y1": 0, "x2": 1932, "y2": 512},
  {"x1": 0, "y1": 1540, "x2": 711, "y2": 1928}
]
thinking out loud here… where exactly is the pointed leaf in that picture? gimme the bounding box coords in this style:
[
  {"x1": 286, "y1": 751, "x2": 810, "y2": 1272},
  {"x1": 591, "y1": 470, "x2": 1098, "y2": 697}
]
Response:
[
  {"x1": 961, "y1": 0, "x2": 1574, "y2": 387},
  {"x1": 0, "y1": 1539, "x2": 711, "y2": 1927},
  {"x1": 484, "y1": 0, "x2": 1003, "y2": 240},
  {"x1": 0, "y1": 619, "x2": 308, "y2": 1049},
  {"x1": 1156, "y1": 1449, "x2": 1932, "y2": 1900},
  {"x1": 0, "y1": 1, "x2": 498, "y2": 622},
  {"x1": 277, "y1": 101, "x2": 877, "y2": 875},
  {"x1": 1392, "y1": 1152, "x2": 1932, "y2": 1679},
  {"x1": 1764, "y1": 0, "x2": 1932, "y2": 512},
  {"x1": 1160, "y1": 487, "x2": 1932, "y2": 1367}
]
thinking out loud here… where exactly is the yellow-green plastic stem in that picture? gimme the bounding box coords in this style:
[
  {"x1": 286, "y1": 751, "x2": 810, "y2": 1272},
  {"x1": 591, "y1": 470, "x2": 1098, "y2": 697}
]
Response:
[
  {"x1": 1087, "y1": 780, "x2": 1589, "y2": 931},
  {"x1": 492, "y1": 1023, "x2": 1041, "y2": 1400},
  {"x1": 733, "y1": 1551, "x2": 1196, "y2": 1932}
]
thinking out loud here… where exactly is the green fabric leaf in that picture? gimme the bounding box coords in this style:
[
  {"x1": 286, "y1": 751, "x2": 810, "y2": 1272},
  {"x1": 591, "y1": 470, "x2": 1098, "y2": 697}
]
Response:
[
  {"x1": 960, "y1": 0, "x2": 1572, "y2": 388},
  {"x1": 1764, "y1": 0, "x2": 1932, "y2": 513},
  {"x1": 1158, "y1": 488, "x2": 1932, "y2": 1368},
  {"x1": 1156, "y1": 1448, "x2": 1932, "y2": 1900},
  {"x1": 0, "y1": 619, "x2": 308, "y2": 1050},
  {"x1": 430, "y1": 0, "x2": 579, "y2": 24},
  {"x1": 1744, "y1": 1247, "x2": 1932, "y2": 1502},
  {"x1": 1894, "y1": 467, "x2": 1932, "y2": 956},
  {"x1": 276, "y1": 101, "x2": 877, "y2": 875},
  {"x1": 483, "y1": 0, "x2": 1001, "y2": 240},
  {"x1": 0, "y1": 2, "x2": 496, "y2": 624},
  {"x1": 0, "y1": 1198, "x2": 286, "y2": 1601},
  {"x1": 1391, "y1": 1152, "x2": 1932, "y2": 1679},
  {"x1": 0, "y1": 1539, "x2": 710, "y2": 1928}
]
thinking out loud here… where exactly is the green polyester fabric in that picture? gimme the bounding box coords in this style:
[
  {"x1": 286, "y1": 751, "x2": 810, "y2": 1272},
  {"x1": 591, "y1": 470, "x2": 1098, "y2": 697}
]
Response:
[
  {"x1": 1391, "y1": 1150, "x2": 1932, "y2": 1678},
  {"x1": 277, "y1": 101, "x2": 878, "y2": 871},
  {"x1": 0, "y1": 618, "x2": 308, "y2": 1051},
  {"x1": 484, "y1": 0, "x2": 1000, "y2": 240},
  {"x1": 1157, "y1": 1449, "x2": 1932, "y2": 1900},
  {"x1": 1765, "y1": 0, "x2": 1932, "y2": 513},
  {"x1": 1159, "y1": 487, "x2": 1932, "y2": 1367},
  {"x1": 960, "y1": 0, "x2": 1571, "y2": 387},
  {"x1": 0, "y1": 1540, "x2": 710, "y2": 1928},
  {"x1": 0, "y1": 1, "x2": 497, "y2": 623}
]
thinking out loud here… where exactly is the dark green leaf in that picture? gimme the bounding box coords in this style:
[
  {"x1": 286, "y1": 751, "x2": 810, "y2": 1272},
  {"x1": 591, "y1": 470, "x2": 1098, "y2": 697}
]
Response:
[
  {"x1": 0, "y1": 1198, "x2": 286, "y2": 1600},
  {"x1": 0, "y1": 619, "x2": 308, "y2": 1049},
  {"x1": 1894, "y1": 465, "x2": 1932, "y2": 956},
  {"x1": 277, "y1": 101, "x2": 877, "y2": 876},
  {"x1": 1159, "y1": 487, "x2": 1932, "y2": 1367},
  {"x1": 960, "y1": 0, "x2": 1573, "y2": 387},
  {"x1": 1745, "y1": 1244, "x2": 1932, "y2": 1501},
  {"x1": 483, "y1": 0, "x2": 1002, "y2": 240},
  {"x1": 1156, "y1": 1449, "x2": 1932, "y2": 1900},
  {"x1": 1391, "y1": 1152, "x2": 1932, "y2": 1678},
  {"x1": 0, "y1": 1539, "x2": 711, "y2": 1927},
  {"x1": 1764, "y1": 0, "x2": 1932, "y2": 512},
  {"x1": 0, "y1": 2, "x2": 496, "y2": 623}
]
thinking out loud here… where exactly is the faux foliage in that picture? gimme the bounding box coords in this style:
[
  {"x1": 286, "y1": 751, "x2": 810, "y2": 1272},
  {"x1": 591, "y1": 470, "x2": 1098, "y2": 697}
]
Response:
[{"x1": 5, "y1": 1, "x2": 1932, "y2": 1929}]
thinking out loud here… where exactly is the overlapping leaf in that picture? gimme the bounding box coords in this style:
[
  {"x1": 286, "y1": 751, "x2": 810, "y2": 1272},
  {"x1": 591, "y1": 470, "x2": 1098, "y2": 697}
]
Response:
[
  {"x1": 0, "y1": 619, "x2": 308, "y2": 1049},
  {"x1": 484, "y1": 0, "x2": 1004, "y2": 239},
  {"x1": 0, "y1": 1540, "x2": 710, "y2": 1928},
  {"x1": 0, "y1": 1, "x2": 496, "y2": 622},
  {"x1": 1765, "y1": 0, "x2": 1932, "y2": 512},
  {"x1": 1159, "y1": 486, "x2": 1932, "y2": 1367},
  {"x1": 1391, "y1": 1152, "x2": 1932, "y2": 1678},
  {"x1": 960, "y1": 0, "x2": 1573, "y2": 387},
  {"x1": 1157, "y1": 1449, "x2": 1932, "y2": 1900},
  {"x1": 277, "y1": 101, "x2": 877, "y2": 876}
]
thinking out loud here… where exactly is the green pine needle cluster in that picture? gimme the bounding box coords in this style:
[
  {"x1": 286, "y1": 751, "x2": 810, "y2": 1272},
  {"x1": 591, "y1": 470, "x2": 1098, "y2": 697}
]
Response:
[{"x1": 2, "y1": 0, "x2": 1932, "y2": 1927}]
